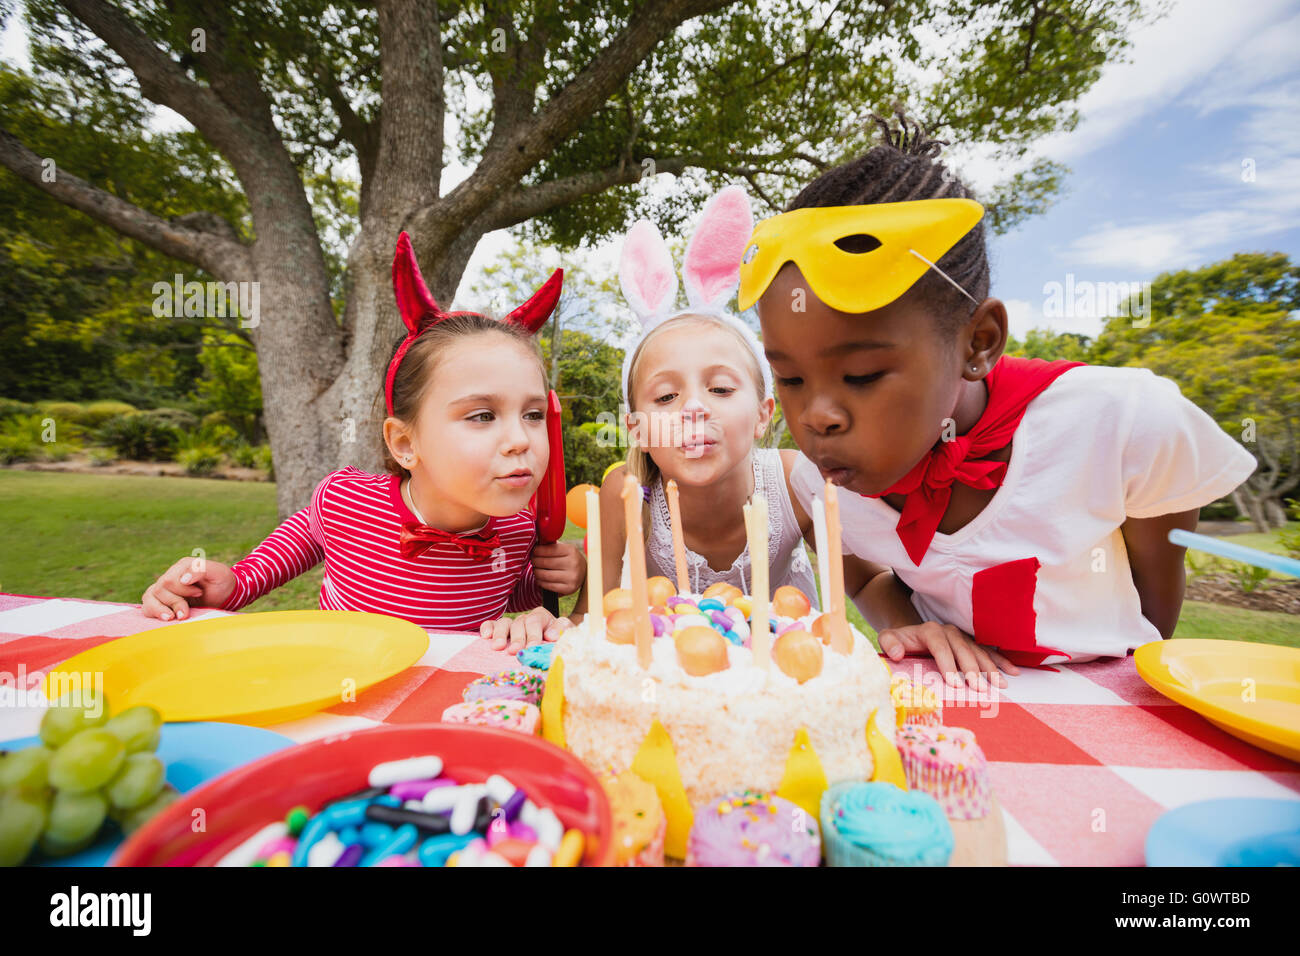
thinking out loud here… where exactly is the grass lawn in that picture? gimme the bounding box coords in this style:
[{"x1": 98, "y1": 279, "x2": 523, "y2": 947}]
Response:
[{"x1": 1, "y1": 471, "x2": 1296, "y2": 650}]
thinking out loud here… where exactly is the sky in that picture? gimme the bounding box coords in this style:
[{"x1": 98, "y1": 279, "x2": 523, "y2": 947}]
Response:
[{"x1": 3, "y1": 0, "x2": 1297, "y2": 342}]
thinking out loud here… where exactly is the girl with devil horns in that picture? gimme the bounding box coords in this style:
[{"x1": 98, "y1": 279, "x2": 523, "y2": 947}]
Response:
[{"x1": 141, "y1": 233, "x2": 586, "y2": 651}]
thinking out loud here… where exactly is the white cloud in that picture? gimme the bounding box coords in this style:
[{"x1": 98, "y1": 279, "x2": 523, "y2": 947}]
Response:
[{"x1": 1033, "y1": 0, "x2": 1297, "y2": 165}]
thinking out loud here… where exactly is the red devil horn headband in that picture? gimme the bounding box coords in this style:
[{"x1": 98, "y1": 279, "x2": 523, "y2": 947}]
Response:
[{"x1": 385, "y1": 231, "x2": 563, "y2": 415}]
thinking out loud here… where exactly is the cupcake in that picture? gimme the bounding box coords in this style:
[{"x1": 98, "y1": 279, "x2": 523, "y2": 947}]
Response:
[
  {"x1": 820, "y1": 782, "x2": 953, "y2": 866},
  {"x1": 891, "y1": 673, "x2": 942, "y2": 727},
  {"x1": 601, "y1": 771, "x2": 666, "y2": 867},
  {"x1": 441, "y1": 699, "x2": 540, "y2": 735},
  {"x1": 895, "y1": 724, "x2": 991, "y2": 820},
  {"x1": 686, "y1": 790, "x2": 820, "y2": 867},
  {"x1": 463, "y1": 670, "x2": 547, "y2": 706}
]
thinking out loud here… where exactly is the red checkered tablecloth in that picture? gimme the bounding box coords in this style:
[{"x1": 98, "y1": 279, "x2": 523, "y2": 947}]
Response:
[{"x1": 1, "y1": 592, "x2": 1296, "y2": 866}]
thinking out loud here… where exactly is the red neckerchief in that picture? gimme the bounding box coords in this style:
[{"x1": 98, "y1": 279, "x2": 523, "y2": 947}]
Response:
[
  {"x1": 869, "y1": 357, "x2": 1084, "y2": 565},
  {"x1": 398, "y1": 522, "x2": 501, "y2": 562}
]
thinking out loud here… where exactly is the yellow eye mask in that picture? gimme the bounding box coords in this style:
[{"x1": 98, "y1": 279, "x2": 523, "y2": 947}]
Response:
[{"x1": 736, "y1": 198, "x2": 985, "y2": 314}]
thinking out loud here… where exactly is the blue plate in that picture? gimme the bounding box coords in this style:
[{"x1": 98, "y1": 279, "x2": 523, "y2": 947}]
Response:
[
  {"x1": 1, "y1": 721, "x2": 292, "y2": 867},
  {"x1": 1145, "y1": 798, "x2": 1300, "y2": 867}
]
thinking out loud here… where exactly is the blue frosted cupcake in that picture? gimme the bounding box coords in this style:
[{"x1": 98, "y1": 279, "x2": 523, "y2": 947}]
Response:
[{"x1": 820, "y1": 782, "x2": 953, "y2": 866}]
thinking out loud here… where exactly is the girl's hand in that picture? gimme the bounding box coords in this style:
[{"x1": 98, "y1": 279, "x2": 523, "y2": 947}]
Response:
[
  {"x1": 141, "y1": 557, "x2": 237, "y2": 621},
  {"x1": 480, "y1": 607, "x2": 572, "y2": 655},
  {"x1": 876, "y1": 621, "x2": 1020, "y2": 691},
  {"x1": 532, "y1": 541, "x2": 586, "y2": 596}
]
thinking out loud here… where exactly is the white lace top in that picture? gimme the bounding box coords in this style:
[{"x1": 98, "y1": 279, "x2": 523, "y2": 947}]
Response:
[{"x1": 621, "y1": 448, "x2": 820, "y2": 608}]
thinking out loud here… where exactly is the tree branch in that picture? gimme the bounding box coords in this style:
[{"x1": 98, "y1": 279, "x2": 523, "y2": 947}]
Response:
[
  {"x1": 0, "y1": 126, "x2": 251, "y2": 279},
  {"x1": 58, "y1": 0, "x2": 257, "y2": 157},
  {"x1": 407, "y1": 0, "x2": 735, "y2": 252}
]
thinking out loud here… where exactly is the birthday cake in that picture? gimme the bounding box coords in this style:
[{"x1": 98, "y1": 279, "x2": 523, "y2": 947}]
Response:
[{"x1": 540, "y1": 580, "x2": 897, "y2": 857}]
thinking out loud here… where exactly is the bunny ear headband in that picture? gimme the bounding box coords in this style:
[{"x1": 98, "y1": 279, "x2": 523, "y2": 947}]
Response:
[
  {"x1": 618, "y1": 185, "x2": 771, "y2": 407},
  {"x1": 387, "y1": 231, "x2": 563, "y2": 416}
]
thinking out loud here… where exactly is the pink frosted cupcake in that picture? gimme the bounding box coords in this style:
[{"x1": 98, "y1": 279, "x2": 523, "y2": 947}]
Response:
[
  {"x1": 895, "y1": 724, "x2": 990, "y2": 820},
  {"x1": 686, "y1": 790, "x2": 820, "y2": 867},
  {"x1": 891, "y1": 673, "x2": 942, "y2": 727}
]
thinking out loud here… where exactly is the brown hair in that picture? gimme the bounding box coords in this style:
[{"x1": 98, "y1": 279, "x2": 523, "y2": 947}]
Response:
[
  {"x1": 382, "y1": 314, "x2": 548, "y2": 479},
  {"x1": 624, "y1": 313, "x2": 771, "y2": 487}
]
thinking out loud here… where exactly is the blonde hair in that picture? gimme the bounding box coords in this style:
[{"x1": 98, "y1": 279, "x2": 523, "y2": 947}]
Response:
[{"x1": 624, "y1": 313, "x2": 772, "y2": 487}]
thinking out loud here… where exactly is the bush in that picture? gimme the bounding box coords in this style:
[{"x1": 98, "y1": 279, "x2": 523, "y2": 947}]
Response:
[
  {"x1": 37, "y1": 401, "x2": 87, "y2": 425},
  {"x1": 83, "y1": 400, "x2": 137, "y2": 427},
  {"x1": 253, "y1": 444, "x2": 274, "y2": 479},
  {"x1": 0, "y1": 434, "x2": 36, "y2": 463},
  {"x1": 202, "y1": 423, "x2": 241, "y2": 451},
  {"x1": 177, "y1": 444, "x2": 223, "y2": 476},
  {"x1": 96, "y1": 413, "x2": 181, "y2": 461},
  {"x1": 230, "y1": 442, "x2": 255, "y2": 468},
  {"x1": 0, "y1": 398, "x2": 38, "y2": 421},
  {"x1": 87, "y1": 447, "x2": 117, "y2": 467},
  {"x1": 145, "y1": 407, "x2": 200, "y2": 431}
]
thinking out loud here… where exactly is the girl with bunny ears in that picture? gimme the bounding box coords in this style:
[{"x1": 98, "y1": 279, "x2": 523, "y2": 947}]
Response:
[
  {"x1": 142, "y1": 232, "x2": 586, "y2": 652},
  {"x1": 570, "y1": 186, "x2": 927, "y2": 652}
]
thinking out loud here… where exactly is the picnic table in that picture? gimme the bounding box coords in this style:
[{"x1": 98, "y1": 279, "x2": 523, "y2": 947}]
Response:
[{"x1": 2, "y1": 591, "x2": 1297, "y2": 866}]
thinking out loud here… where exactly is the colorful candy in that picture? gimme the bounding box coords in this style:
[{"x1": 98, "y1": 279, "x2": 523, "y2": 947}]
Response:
[
  {"x1": 223, "y1": 759, "x2": 597, "y2": 868},
  {"x1": 673, "y1": 626, "x2": 731, "y2": 676},
  {"x1": 368, "y1": 755, "x2": 444, "y2": 788}
]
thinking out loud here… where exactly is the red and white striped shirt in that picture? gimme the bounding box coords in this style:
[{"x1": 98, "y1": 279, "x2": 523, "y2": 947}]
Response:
[{"x1": 222, "y1": 467, "x2": 544, "y2": 631}]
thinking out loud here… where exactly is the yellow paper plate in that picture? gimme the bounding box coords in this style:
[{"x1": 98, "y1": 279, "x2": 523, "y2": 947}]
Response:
[
  {"x1": 44, "y1": 611, "x2": 429, "y2": 726},
  {"x1": 1134, "y1": 639, "x2": 1300, "y2": 763}
]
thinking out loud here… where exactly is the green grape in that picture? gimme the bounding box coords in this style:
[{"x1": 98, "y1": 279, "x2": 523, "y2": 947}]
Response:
[
  {"x1": 42, "y1": 788, "x2": 108, "y2": 856},
  {"x1": 104, "y1": 753, "x2": 165, "y2": 811},
  {"x1": 0, "y1": 790, "x2": 48, "y2": 867},
  {"x1": 119, "y1": 785, "x2": 180, "y2": 836},
  {"x1": 39, "y1": 690, "x2": 110, "y2": 748},
  {"x1": 47, "y1": 729, "x2": 124, "y2": 793},
  {"x1": 0, "y1": 746, "x2": 51, "y2": 793},
  {"x1": 103, "y1": 705, "x2": 162, "y2": 754}
]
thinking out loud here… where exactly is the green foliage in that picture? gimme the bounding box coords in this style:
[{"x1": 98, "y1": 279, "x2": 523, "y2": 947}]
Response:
[
  {"x1": 95, "y1": 413, "x2": 181, "y2": 461},
  {"x1": 0, "y1": 63, "x2": 245, "y2": 406},
  {"x1": 86, "y1": 447, "x2": 117, "y2": 468},
  {"x1": 176, "y1": 445, "x2": 223, "y2": 477},
  {"x1": 0, "y1": 434, "x2": 36, "y2": 464},
  {"x1": 565, "y1": 422, "x2": 625, "y2": 489},
  {"x1": 1090, "y1": 252, "x2": 1299, "y2": 524},
  {"x1": 1229, "y1": 563, "x2": 1271, "y2": 595},
  {"x1": 0, "y1": 398, "x2": 38, "y2": 420},
  {"x1": 1005, "y1": 328, "x2": 1094, "y2": 362},
  {"x1": 82, "y1": 401, "x2": 137, "y2": 427}
]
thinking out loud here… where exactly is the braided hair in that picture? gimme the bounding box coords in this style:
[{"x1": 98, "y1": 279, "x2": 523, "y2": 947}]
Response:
[{"x1": 788, "y1": 108, "x2": 990, "y2": 334}]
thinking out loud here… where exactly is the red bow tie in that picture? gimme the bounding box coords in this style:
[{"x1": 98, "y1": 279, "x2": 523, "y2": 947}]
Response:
[{"x1": 399, "y1": 522, "x2": 500, "y2": 562}]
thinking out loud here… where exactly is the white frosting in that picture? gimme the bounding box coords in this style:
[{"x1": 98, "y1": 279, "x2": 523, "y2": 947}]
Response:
[{"x1": 554, "y1": 597, "x2": 896, "y2": 808}]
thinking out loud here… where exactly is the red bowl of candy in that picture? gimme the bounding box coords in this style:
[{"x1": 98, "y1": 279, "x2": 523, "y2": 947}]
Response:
[{"x1": 111, "y1": 723, "x2": 614, "y2": 866}]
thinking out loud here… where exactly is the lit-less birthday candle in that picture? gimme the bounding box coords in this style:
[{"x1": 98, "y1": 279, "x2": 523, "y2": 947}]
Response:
[
  {"x1": 824, "y1": 480, "x2": 853, "y2": 654},
  {"x1": 744, "y1": 495, "x2": 770, "y2": 671},
  {"x1": 622, "y1": 474, "x2": 653, "y2": 668},
  {"x1": 812, "y1": 497, "x2": 830, "y2": 612},
  {"x1": 586, "y1": 488, "x2": 604, "y2": 640},
  {"x1": 665, "y1": 479, "x2": 689, "y2": 595}
]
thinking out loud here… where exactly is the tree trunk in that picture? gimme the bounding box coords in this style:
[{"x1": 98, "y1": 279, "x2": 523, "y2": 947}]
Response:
[
  {"x1": 1232, "y1": 488, "x2": 1269, "y2": 533},
  {"x1": 1264, "y1": 497, "x2": 1288, "y2": 529}
]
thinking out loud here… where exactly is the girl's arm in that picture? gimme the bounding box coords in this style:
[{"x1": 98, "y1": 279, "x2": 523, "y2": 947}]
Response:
[
  {"x1": 1120, "y1": 508, "x2": 1199, "y2": 639},
  {"x1": 569, "y1": 463, "x2": 633, "y2": 624},
  {"x1": 780, "y1": 450, "x2": 1016, "y2": 687},
  {"x1": 222, "y1": 506, "x2": 325, "y2": 611}
]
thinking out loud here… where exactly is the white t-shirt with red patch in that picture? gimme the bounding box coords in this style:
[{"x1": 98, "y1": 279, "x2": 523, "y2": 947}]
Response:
[{"x1": 789, "y1": 366, "x2": 1257, "y2": 664}]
